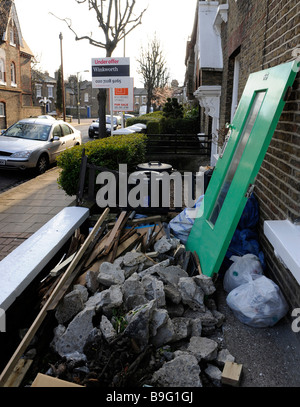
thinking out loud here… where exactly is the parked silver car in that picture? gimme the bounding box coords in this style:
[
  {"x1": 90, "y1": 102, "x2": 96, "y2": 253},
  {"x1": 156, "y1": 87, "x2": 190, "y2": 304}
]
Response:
[{"x1": 0, "y1": 117, "x2": 82, "y2": 174}]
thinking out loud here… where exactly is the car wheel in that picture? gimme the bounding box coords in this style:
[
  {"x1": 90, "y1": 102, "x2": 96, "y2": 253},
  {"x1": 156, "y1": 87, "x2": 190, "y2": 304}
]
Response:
[{"x1": 36, "y1": 154, "x2": 49, "y2": 174}]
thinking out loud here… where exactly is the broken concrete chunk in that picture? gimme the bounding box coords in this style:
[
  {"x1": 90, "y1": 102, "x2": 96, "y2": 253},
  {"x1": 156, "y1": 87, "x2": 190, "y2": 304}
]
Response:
[
  {"x1": 138, "y1": 259, "x2": 170, "y2": 278},
  {"x1": 124, "y1": 300, "x2": 156, "y2": 349},
  {"x1": 197, "y1": 309, "x2": 217, "y2": 327},
  {"x1": 205, "y1": 364, "x2": 222, "y2": 386},
  {"x1": 151, "y1": 316, "x2": 175, "y2": 348},
  {"x1": 123, "y1": 251, "x2": 146, "y2": 267},
  {"x1": 85, "y1": 284, "x2": 123, "y2": 312},
  {"x1": 97, "y1": 285, "x2": 124, "y2": 313},
  {"x1": 154, "y1": 237, "x2": 173, "y2": 253},
  {"x1": 157, "y1": 265, "x2": 189, "y2": 286},
  {"x1": 53, "y1": 307, "x2": 95, "y2": 358},
  {"x1": 122, "y1": 273, "x2": 144, "y2": 296},
  {"x1": 190, "y1": 318, "x2": 202, "y2": 337},
  {"x1": 166, "y1": 302, "x2": 185, "y2": 318},
  {"x1": 122, "y1": 272, "x2": 147, "y2": 310},
  {"x1": 97, "y1": 262, "x2": 125, "y2": 286},
  {"x1": 85, "y1": 270, "x2": 100, "y2": 293},
  {"x1": 193, "y1": 274, "x2": 216, "y2": 296},
  {"x1": 142, "y1": 274, "x2": 165, "y2": 307},
  {"x1": 212, "y1": 309, "x2": 225, "y2": 327},
  {"x1": 178, "y1": 277, "x2": 205, "y2": 311},
  {"x1": 55, "y1": 290, "x2": 84, "y2": 324},
  {"x1": 100, "y1": 315, "x2": 117, "y2": 342},
  {"x1": 150, "y1": 308, "x2": 169, "y2": 337},
  {"x1": 152, "y1": 354, "x2": 202, "y2": 387},
  {"x1": 171, "y1": 317, "x2": 191, "y2": 342},
  {"x1": 73, "y1": 284, "x2": 89, "y2": 302},
  {"x1": 163, "y1": 283, "x2": 182, "y2": 304},
  {"x1": 187, "y1": 336, "x2": 218, "y2": 362},
  {"x1": 216, "y1": 349, "x2": 235, "y2": 367}
]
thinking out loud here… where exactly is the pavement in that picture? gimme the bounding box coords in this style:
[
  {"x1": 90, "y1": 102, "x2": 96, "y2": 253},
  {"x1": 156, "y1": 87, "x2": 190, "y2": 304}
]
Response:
[
  {"x1": 0, "y1": 167, "x2": 76, "y2": 261},
  {"x1": 0, "y1": 120, "x2": 299, "y2": 387}
]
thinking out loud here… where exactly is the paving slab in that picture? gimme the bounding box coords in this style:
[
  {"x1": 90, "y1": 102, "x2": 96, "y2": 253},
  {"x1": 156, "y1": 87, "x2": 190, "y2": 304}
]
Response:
[{"x1": 0, "y1": 167, "x2": 76, "y2": 260}]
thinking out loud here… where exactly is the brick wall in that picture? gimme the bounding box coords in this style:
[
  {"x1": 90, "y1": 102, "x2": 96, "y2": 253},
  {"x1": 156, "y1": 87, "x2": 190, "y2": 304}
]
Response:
[{"x1": 220, "y1": 0, "x2": 300, "y2": 309}]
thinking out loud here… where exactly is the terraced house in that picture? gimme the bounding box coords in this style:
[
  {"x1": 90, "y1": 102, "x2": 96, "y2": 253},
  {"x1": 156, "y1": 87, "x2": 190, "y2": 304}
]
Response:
[
  {"x1": 185, "y1": 0, "x2": 300, "y2": 310},
  {"x1": 0, "y1": 0, "x2": 40, "y2": 129}
]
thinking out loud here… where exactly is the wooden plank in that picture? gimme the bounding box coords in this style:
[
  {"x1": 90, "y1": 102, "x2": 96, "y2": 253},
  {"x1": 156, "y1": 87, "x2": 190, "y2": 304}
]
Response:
[
  {"x1": 221, "y1": 362, "x2": 243, "y2": 386},
  {"x1": 74, "y1": 231, "x2": 144, "y2": 285},
  {"x1": 193, "y1": 251, "x2": 203, "y2": 275},
  {"x1": 3, "y1": 358, "x2": 33, "y2": 388},
  {"x1": 102, "y1": 211, "x2": 128, "y2": 255},
  {"x1": 50, "y1": 253, "x2": 76, "y2": 277},
  {"x1": 31, "y1": 373, "x2": 83, "y2": 387},
  {"x1": 0, "y1": 208, "x2": 110, "y2": 388}
]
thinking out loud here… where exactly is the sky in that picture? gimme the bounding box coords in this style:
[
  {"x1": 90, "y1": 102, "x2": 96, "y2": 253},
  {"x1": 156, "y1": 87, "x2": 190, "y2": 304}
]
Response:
[{"x1": 14, "y1": 0, "x2": 197, "y2": 87}]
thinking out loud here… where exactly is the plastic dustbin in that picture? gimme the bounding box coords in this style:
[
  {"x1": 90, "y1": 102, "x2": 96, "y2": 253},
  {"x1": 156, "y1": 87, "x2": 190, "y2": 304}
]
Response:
[{"x1": 136, "y1": 161, "x2": 173, "y2": 174}]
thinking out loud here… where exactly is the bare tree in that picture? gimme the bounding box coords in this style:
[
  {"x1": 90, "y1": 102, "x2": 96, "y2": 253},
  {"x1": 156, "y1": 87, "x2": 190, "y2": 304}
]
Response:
[
  {"x1": 52, "y1": 0, "x2": 147, "y2": 138},
  {"x1": 137, "y1": 36, "x2": 170, "y2": 113}
]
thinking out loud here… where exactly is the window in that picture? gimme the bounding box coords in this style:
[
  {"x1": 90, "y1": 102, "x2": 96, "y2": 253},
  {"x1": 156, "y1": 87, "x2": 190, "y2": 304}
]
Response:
[
  {"x1": 10, "y1": 62, "x2": 16, "y2": 86},
  {"x1": 10, "y1": 28, "x2": 15, "y2": 46},
  {"x1": 209, "y1": 91, "x2": 266, "y2": 226},
  {"x1": 53, "y1": 125, "x2": 62, "y2": 138},
  {"x1": 0, "y1": 59, "x2": 5, "y2": 83},
  {"x1": 36, "y1": 84, "x2": 42, "y2": 98},
  {"x1": 61, "y1": 123, "x2": 73, "y2": 136},
  {"x1": 84, "y1": 93, "x2": 89, "y2": 102},
  {"x1": 48, "y1": 86, "x2": 53, "y2": 98},
  {"x1": 0, "y1": 102, "x2": 5, "y2": 117}
]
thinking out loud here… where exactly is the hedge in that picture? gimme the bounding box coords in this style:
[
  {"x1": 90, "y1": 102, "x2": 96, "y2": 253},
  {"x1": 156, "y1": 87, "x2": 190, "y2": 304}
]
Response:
[
  {"x1": 57, "y1": 133, "x2": 148, "y2": 196},
  {"x1": 160, "y1": 117, "x2": 200, "y2": 134}
]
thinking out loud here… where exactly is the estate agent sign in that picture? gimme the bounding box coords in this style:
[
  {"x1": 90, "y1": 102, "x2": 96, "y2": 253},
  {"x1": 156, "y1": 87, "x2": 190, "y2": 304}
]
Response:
[{"x1": 92, "y1": 57, "x2": 130, "y2": 88}]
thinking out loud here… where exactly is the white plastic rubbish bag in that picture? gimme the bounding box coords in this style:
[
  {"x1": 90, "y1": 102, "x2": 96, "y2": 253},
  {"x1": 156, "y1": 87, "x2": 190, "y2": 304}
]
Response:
[
  {"x1": 223, "y1": 254, "x2": 264, "y2": 293},
  {"x1": 169, "y1": 195, "x2": 204, "y2": 245},
  {"x1": 226, "y1": 276, "x2": 289, "y2": 328}
]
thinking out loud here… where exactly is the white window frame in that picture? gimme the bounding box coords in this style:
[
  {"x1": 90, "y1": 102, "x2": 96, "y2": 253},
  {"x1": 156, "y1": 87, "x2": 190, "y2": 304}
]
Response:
[
  {"x1": 10, "y1": 62, "x2": 16, "y2": 86},
  {"x1": 47, "y1": 85, "x2": 54, "y2": 98},
  {"x1": 0, "y1": 59, "x2": 5, "y2": 85},
  {"x1": 84, "y1": 92, "x2": 89, "y2": 102},
  {"x1": 0, "y1": 102, "x2": 5, "y2": 117},
  {"x1": 36, "y1": 84, "x2": 42, "y2": 98}
]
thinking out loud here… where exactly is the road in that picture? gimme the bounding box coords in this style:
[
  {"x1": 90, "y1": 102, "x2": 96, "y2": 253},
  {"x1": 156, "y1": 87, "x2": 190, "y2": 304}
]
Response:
[{"x1": 0, "y1": 120, "x2": 91, "y2": 193}]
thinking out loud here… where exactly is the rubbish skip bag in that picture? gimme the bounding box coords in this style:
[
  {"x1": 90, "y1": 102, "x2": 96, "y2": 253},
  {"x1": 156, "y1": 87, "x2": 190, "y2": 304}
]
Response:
[
  {"x1": 223, "y1": 253, "x2": 264, "y2": 293},
  {"x1": 169, "y1": 195, "x2": 204, "y2": 245},
  {"x1": 226, "y1": 276, "x2": 289, "y2": 328}
]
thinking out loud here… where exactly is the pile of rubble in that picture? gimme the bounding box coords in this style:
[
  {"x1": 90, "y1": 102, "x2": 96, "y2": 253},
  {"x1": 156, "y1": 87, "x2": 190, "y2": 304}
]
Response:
[{"x1": 35, "y1": 232, "x2": 236, "y2": 387}]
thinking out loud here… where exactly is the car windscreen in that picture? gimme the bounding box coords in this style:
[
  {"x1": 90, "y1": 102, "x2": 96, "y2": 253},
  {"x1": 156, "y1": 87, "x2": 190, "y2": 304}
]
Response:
[
  {"x1": 2, "y1": 122, "x2": 51, "y2": 141},
  {"x1": 106, "y1": 117, "x2": 117, "y2": 124}
]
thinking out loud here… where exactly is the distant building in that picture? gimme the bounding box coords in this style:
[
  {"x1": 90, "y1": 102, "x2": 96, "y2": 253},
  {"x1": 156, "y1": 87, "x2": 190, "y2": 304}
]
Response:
[
  {"x1": 0, "y1": 0, "x2": 41, "y2": 128},
  {"x1": 134, "y1": 87, "x2": 148, "y2": 114},
  {"x1": 32, "y1": 70, "x2": 56, "y2": 114}
]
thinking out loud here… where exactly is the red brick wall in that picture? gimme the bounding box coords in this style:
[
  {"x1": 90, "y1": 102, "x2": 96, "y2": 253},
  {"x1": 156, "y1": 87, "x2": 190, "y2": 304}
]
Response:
[{"x1": 220, "y1": 0, "x2": 300, "y2": 309}]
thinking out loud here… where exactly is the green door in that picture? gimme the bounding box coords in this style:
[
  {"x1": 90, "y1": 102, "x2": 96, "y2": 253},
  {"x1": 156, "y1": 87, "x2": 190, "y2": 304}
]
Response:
[{"x1": 186, "y1": 60, "x2": 299, "y2": 277}]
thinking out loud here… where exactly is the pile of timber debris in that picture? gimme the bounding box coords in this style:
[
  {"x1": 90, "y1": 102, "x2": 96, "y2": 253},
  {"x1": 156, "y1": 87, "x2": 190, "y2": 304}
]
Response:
[{"x1": 1, "y1": 209, "x2": 242, "y2": 387}]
